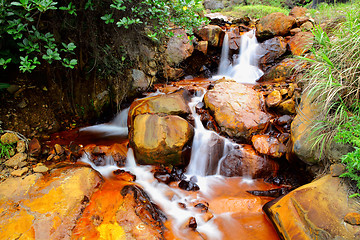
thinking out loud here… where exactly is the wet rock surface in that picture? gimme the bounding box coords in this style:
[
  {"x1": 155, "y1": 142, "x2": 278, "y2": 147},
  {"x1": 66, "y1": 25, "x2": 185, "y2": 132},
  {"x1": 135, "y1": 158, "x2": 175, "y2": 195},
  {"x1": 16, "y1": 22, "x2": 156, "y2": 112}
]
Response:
[
  {"x1": 204, "y1": 80, "x2": 271, "y2": 140},
  {"x1": 256, "y1": 12, "x2": 296, "y2": 41},
  {"x1": 264, "y1": 175, "x2": 360, "y2": 240}
]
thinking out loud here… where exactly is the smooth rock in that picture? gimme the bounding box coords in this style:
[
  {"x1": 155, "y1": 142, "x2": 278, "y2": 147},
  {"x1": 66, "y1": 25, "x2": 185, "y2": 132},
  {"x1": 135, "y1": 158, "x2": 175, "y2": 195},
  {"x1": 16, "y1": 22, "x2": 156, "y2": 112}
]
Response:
[
  {"x1": 278, "y1": 99, "x2": 296, "y2": 114},
  {"x1": 290, "y1": 28, "x2": 301, "y2": 35},
  {"x1": 28, "y1": 138, "x2": 41, "y2": 156},
  {"x1": 0, "y1": 167, "x2": 102, "y2": 240},
  {"x1": 266, "y1": 90, "x2": 282, "y2": 107},
  {"x1": 203, "y1": 0, "x2": 224, "y2": 10},
  {"x1": 11, "y1": 167, "x2": 29, "y2": 177},
  {"x1": 33, "y1": 165, "x2": 49, "y2": 173},
  {"x1": 204, "y1": 80, "x2": 271, "y2": 140},
  {"x1": 344, "y1": 212, "x2": 360, "y2": 225},
  {"x1": 4, "y1": 152, "x2": 27, "y2": 167},
  {"x1": 330, "y1": 163, "x2": 346, "y2": 177},
  {"x1": 128, "y1": 89, "x2": 191, "y2": 127},
  {"x1": 16, "y1": 140, "x2": 26, "y2": 153},
  {"x1": 220, "y1": 144, "x2": 279, "y2": 178},
  {"x1": 264, "y1": 175, "x2": 360, "y2": 240},
  {"x1": 288, "y1": 32, "x2": 314, "y2": 56},
  {"x1": 256, "y1": 12, "x2": 296, "y2": 41},
  {"x1": 1, "y1": 132, "x2": 19, "y2": 144},
  {"x1": 260, "y1": 58, "x2": 302, "y2": 83},
  {"x1": 195, "y1": 25, "x2": 224, "y2": 47},
  {"x1": 252, "y1": 135, "x2": 286, "y2": 158},
  {"x1": 166, "y1": 29, "x2": 194, "y2": 66},
  {"x1": 300, "y1": 21, "x2": 314, "y2": 31},
  {"x1": 129, "y1": 114, "x2": 194, "y2": 166}
]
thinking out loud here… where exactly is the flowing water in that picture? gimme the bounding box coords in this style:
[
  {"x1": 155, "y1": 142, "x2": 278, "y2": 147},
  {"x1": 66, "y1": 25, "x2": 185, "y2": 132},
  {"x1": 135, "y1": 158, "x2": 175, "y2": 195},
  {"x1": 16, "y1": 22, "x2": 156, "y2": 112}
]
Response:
[{"x1": 78, "y1": 29, "x2": 280, "y2": 239}]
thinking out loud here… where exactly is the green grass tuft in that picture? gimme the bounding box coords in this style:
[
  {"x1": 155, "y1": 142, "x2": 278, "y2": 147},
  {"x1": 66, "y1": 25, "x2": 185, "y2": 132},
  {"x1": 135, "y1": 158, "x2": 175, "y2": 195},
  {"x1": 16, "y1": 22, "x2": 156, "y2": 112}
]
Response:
[{"x1": 220, "y1": 4, "x2": 289, "y2": 19}]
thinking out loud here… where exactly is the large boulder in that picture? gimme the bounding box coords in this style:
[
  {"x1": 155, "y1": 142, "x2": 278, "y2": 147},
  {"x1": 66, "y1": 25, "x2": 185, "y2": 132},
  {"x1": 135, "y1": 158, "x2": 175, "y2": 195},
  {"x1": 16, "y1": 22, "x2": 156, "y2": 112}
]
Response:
[
  {"x1": 128, "y1": 89, "x2": 191, "y2": 127},
  {"x1": 258, "y1": 36, "x2": 287, "y2": 71},
  {"x1": 288, "y1": 32, "x2": 314, "y2": 56},
  {"x1": 129, "y1": 114, "x2": 194, "y2": 166},
  {"x1": 204, "y1": 80, "x2": 271, "y2": 140},
  {"x1": 256, "y1": 12, "x2": 296, "y2": 41},
  {"x1": 260, "y1": 58, "x2": 301, "y2": 83},
  {"x1": 166, "y1": 29, "x2": 194, "y2": 66},
  {"x1": 0, "y1": 166, "x2": 102, "y2": 239},
  {"x1": 195, "y1": 25, "x2": 224, "y2": 47},
  {"x1": 264, "y1": 175, "x2": 360, "y2": 240},
  {"x1": 220, "y1": 144, "x2": 279, "y2": 178}
]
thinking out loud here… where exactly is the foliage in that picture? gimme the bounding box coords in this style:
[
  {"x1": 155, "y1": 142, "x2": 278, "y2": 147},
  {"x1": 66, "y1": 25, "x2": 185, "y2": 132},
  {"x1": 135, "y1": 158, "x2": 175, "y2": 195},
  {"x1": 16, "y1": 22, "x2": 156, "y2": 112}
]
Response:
[
  {"x1": 0, "y1": 142, "x2": 14, "y2": 159},
  {"x1": 220, "y1": 4, "x2": 289, "y2": 19},
  {"x1": 0, "y1": 0, "x2": 206, "y2": 72},
  {"x1": 300, "y1": 1, "x2": 360, "y2": 192}
]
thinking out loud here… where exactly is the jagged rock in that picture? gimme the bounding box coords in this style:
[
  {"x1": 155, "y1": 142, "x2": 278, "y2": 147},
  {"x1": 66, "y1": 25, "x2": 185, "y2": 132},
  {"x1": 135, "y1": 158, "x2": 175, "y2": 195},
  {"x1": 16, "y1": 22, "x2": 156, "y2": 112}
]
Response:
[
  {"x1": 260, "y1": 58, "x2": 301, "y2": 83},
  {"x1": 251, "y1": 135, "x2": 286, "y2": 158},
  {"x1": 164, "y1": 65, "x2": 185, "y2": 80},
  {"x1": 4, "y1": 153, "x2": 27, "y2": 167},
  {"x1": 344, "y1": 213, "x2": 360, "y2": 225},
  {"x1": 128, "y1": 89, "x2": 191, "y2": 127},
  {"x1": 28, "y1": 138, "x2": 41, "y2": 157},
  {"x1": 131, "y1": 69, "x2": 150, "y2": 91},
  {"x1": 264, "y1": 175, "x2": 360, "y2": 240},
  {"x1": 129, "y1": 114, "x2": 194, "y2": 166},
  {"x1": 1, "y1": 132, "x2": 19, "y2": 145},
  {"x1": 266, "y1": 90, "x2": 282, "y2": 107},
  {"x1": 256, "y1": 12, "x2": 296, "y2": 41},
  {"x1": 330, "y1": 163, "x2": 346, "y2": 177},
  {"x1": 204, "y1": 80, "x2": 271, "y2": 140},
  {"x1": 195, "y1": 25, "x2": 224, "y2": 47},
  {"x1": 195, "y1": 41, "x2": 208, "y2": 54},
  {"x1": 288, "y1": 32, "x2": 314, "y2": 56},
  {"x1": 259, "y1": 36, "x2": 287, "y2": 71},
  {"x1": 220, "y1": 144, "x2": 279, "y2": 178},
  {"x1": 166, "y1": 29, "x2": 194, "y2": 66},
  {"x1": 0, "y1": 167, "x2": 102, "y2": 239}
]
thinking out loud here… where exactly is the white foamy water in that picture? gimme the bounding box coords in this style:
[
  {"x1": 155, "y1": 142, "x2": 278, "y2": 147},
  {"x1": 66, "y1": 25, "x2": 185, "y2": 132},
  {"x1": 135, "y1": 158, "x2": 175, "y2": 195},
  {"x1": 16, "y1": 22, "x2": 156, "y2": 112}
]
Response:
[
  {"x1": 79, "y1": 107, "x2": 130, "y2": 136},
  {"x1": 213, "y1": 29, "x2": 264, "y2": 84}
]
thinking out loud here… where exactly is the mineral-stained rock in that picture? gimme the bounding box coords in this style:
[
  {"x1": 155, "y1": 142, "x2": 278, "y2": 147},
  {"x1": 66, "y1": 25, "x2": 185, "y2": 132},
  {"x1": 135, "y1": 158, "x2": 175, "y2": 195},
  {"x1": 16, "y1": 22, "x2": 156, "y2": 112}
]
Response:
[
  {"x1": 128, "y1": 89, "x2": 191, "y2": 127},
  {"x1": 204, "y1": 80, "x2": 271, "y2": 140},
  {"x1": 252, "y1": 135, "x2": 286, "y2": 158},
  {"x1": 33, "y1": 165, "x2": 49, "y2": 173},
  {"x1": 16, "y1": 140, "x2": 26, "y2": 153},
  {"x1": 278, "y1": 99, "x2": 296, "y2": 115},
  {"x1": 129, "y1": 114, "x2": 194, "y2": 166},
  {"x1": 264, "y1": 175, "x2": 360, "y2": 240},
  {"x1": 0, "y1": 166, "x2": 102, "y2": 240},
  {"x1": 220, "y1": 144, "x2": 279, "y2": 178},
  {"x1": 300, "y1": 21, "x2": 314, "y2": 31},
  {"x1": 256, "y1": 12, "x2": 296, "y2": 41},
  {"x1": 4, "y1": 152, "x2": 27, "y2": 167},
  {"x1": 266, "y1": 90, "x2": 282, "y2": 107},
  {"x1": 288, "y1": 32, "x2": 314, "y2": 56},
  {"x1": 344, "y1": 212, "x2": 360, "y2": 225},
  {"x1": 195, "y1": 25, "x2": 224, "y2": 47},
  {"x1": 260, "y1": 58, "x2": 302, "y2": 83},
  {"x1": 195, "y1": 40, "x2": 208, "y2": 55},
  {"x1": 28, "y1": 138, "x2": 41, "y2": 156},
  {"x1": 11, "y1": 167, "x2": 29, "y2": 177},
  {"x1": 166, "y1": 29, "x2": 194, "y2": 66},
  {"x1": 1, "y1": 132, "x2": 19, "y2": 144},
  {"x1": 289, "y1": 6, "x2": 307, "y2": 19}
]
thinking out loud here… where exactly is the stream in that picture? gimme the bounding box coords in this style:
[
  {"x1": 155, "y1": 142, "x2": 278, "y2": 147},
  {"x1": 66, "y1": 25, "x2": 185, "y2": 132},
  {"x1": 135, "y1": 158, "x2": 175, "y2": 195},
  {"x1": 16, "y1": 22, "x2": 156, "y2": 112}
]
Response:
[{"x1": 73, "y1": 29, "x2": 284, "y2": 239}]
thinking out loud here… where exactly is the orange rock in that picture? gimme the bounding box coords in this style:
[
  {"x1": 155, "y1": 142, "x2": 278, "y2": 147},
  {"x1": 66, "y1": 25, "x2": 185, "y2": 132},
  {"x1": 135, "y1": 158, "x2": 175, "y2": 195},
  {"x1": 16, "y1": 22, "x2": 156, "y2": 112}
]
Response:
[
  {"x1": 204, "y1": 80, "x2": 271, "y2": 140},
  {"x1": 195, "y1": 25, "x2": 224, "y2": 47},
  {"x1": 256, "y1": 12, "x2": 296, "y2": 40},
  {"x1": 344, "y1": 212, "x2": 360, "y2": 225},
  {"x1": 266, "y1": 90, "x2": 282, "y2": 107},
  {"x1": 264, "y1": 175, "x2": 360, "y2": 240},
  {"x1": 252, "y1": 135, "x2": 286, "y2": 158},
  {"x1": 129, "y1": 114, "x2": 194, "y2": 166},
  {"x1": 195, "y1": 40, "x2": 208, "y2": 54},
  {"x1": 260, "y1": 58, "x2": 303, "y2": 83},
  {"x1": 289, "y1": 6, "x2": 307, "y2": 19},
  {"x1": 288, "y1": 32, "x2": 314, "y2": 56}
]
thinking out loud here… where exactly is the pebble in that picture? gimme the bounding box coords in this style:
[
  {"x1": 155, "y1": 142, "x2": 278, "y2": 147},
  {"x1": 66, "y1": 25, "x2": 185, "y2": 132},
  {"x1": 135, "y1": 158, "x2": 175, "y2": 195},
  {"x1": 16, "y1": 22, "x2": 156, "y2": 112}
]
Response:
[
  {"x1": 266, "y1": 90, "x2": 282, "y2": 108},
  {"x1": 11, "y1": 167, "x2": 29, "y2": 177},
  {"x1": 17, "y1": 140, "x2": 26, "y2": 153},
  {"x1": 33, "y1": 165, "x2": 49, "y2": 173},
  {"x1": 330, "y1": 164, "x2": 346, "y2": 177},
  {"x1": 4, "y1": 153, "x2": 27, "y2": 167}
]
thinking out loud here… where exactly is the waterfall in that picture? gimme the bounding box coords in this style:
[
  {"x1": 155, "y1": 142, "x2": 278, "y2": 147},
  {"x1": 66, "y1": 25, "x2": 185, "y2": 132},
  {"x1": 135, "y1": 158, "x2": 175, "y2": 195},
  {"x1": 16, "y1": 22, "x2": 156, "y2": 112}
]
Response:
[{"x1": 214, "y1": 29, "x2": 263, "y2": 84}]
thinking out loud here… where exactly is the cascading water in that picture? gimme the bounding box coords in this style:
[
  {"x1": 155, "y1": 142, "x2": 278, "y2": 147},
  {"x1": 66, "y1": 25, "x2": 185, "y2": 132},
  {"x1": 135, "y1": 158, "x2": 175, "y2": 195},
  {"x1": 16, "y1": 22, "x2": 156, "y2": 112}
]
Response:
[{"x1": 214, "y1": 29, "x2": 264, "y2": 84}]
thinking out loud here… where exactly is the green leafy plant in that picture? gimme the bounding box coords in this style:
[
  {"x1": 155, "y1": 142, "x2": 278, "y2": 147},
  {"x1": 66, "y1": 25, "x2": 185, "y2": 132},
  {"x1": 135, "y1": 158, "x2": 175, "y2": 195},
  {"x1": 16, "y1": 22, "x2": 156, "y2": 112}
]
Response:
[{"x1": 0, "y1": 142, "x2": 14, "y2": 159}]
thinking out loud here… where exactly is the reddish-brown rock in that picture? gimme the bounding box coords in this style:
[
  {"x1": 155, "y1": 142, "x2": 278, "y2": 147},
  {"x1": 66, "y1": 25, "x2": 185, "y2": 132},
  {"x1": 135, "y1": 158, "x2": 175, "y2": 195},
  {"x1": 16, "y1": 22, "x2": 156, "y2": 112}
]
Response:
[
  {"x1": 252, "y1": 135, "x2": 286, "y2": 158},
  {"x1": 288, "y1": 32, "x2": 314, "y2": 56},
  {"x1": 289, "y1": 6, "x2": 307, "y2": 19},
  {"x1": 256, "y1": 12, "x2": 296, "y2": 40},
  {"x1": 204, "y1": 80, "x2": 271, "y2": 140},
  {"x1": 260, "y1": 58, "x2": 302, "y2": 83},
  {"x1": 266, "y1": 90, "x2": 282, "y2": 107},
  {"x1": 220, "y1": 144, "x2": 279, "y2": 178},
  {"x1": 344, "y1": 212, "x2": 360, "y2": 225},
  {"x1": 28, "y1": 138, "x2": 41, "y2": 156},
  {"x1": 195, "y1": 40, "x2": 208, "y2": 54},
  {"x1": 129, "y1": 114, "x2": 194, "y2": 166}
]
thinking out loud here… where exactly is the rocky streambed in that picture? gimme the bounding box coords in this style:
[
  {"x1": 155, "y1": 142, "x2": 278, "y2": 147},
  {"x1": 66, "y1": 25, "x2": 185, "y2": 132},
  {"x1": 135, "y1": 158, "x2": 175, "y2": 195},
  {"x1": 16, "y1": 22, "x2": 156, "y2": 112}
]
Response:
[{"x1": 1, "y1": 5, "x2": 360, "y2": 240}]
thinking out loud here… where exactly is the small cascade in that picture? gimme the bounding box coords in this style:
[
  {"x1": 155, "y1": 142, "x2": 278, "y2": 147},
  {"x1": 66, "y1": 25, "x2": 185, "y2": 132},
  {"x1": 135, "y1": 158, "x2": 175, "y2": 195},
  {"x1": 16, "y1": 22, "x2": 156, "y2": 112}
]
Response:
[
  {"x1": 186, "y1": 91, "x2": 234, "y2": 176},
  {"x1": 214, "y1": 29, "x2": 263, "y2": 84},
  {"x1": 80, "y1": 107, "x2": 130, "y2": 136}
]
